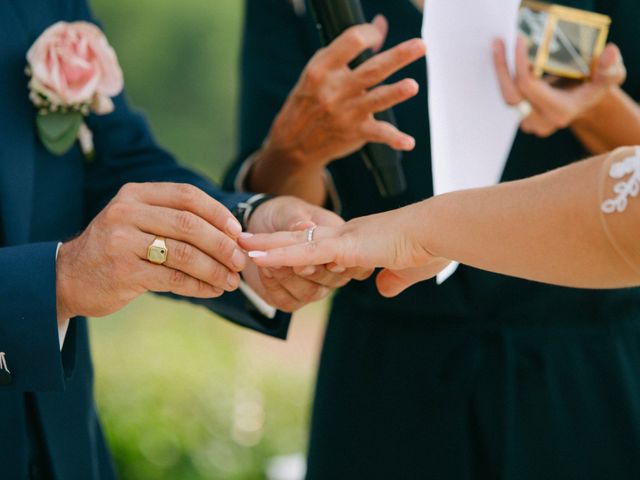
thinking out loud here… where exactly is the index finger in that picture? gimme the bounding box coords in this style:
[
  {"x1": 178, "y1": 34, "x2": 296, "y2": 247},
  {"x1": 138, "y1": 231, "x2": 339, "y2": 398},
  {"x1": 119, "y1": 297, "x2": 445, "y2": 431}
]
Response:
[
  {"x1": 248, "y1": 239, "x2": 341, "y2": 268},
  {"x1": 118, "y1": 183, "x2": 242, "y2": 237}
]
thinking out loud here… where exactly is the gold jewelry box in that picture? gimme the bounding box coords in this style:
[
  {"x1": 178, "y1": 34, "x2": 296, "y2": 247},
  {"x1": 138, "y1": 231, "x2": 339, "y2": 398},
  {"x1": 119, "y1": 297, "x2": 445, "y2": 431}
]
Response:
[{"x1": 519, "y1": 1, "x2": 611, "y2": 79}]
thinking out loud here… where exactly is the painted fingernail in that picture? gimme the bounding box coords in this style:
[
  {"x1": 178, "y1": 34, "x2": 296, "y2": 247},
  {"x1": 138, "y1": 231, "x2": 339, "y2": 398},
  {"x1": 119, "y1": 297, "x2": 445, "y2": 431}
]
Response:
[
  {"x1": 329, "y1": 265, "x2": 347, "y2": 273},
  {"x1": 227, "y1": 273, "x2": 240, "y2": 290},
  {"x1": 239, "y1": 232, "x2": 254, "y2": 239},
  {"x1": 263, "y1": 268, "x2": 274, "y2": 279},
  {"x1": 301, "y1": 266, "x2": 316, "y2": 276},
  {"x1": 226, "y1": 218, "x2": 242, "y2": 237},
  {"x1": 232, "y1": 250, "x2": 246, "y2": 270},
  {"x1": 248, "y1": 251, "x2": 267, "y2": 258}
]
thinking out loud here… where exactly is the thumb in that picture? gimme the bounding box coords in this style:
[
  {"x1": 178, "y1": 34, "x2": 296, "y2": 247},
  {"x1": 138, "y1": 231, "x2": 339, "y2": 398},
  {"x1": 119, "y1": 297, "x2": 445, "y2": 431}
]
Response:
[
  {"x1": 592, "y1": 43, "x2": 626, "y2": 86},
  {"x1": 376, "y1": 260, "x2": 452, "y2": 297},
  {"x1": 376, "y1": 268, "x2": 428, "y2": 297}
]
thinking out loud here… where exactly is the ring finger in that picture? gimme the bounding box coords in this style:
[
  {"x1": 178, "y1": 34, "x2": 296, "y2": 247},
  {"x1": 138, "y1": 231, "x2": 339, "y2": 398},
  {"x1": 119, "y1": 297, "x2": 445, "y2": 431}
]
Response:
[
  {"x1": 131, "y1": 204, "x2": 246, "y2": 272},
  {"x1": 136, "y1": 232, "x2": 241, "y2": 292}
]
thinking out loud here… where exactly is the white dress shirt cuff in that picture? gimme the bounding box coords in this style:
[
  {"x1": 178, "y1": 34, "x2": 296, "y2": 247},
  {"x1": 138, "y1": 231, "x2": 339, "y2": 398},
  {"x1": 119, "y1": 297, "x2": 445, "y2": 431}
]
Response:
[
  {"x1": 239, "y1": 281, "x2": 277, "y2": 319},
  {"x1": 55, "y1": 243, "x2": 70, "y2": 351}
]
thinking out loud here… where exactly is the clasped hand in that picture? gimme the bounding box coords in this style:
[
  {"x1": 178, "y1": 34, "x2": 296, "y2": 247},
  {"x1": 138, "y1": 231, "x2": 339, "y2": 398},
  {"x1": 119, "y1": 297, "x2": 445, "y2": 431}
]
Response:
[
  {"x1": 55, "y1": 183, "x2": 371, "y2": 321},
  {"x1": 241, "y1": 206, "x2": 451, "y2": 298},
  {"x1": 493, "y1": 37, "x2": 626, "y2": 138}
]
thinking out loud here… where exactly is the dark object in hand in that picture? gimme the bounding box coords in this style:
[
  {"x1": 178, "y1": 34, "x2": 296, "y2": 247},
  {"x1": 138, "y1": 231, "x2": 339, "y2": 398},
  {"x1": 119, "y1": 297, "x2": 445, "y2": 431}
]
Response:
[{"x1": 309, "y1": 0, "x2": 407, "y2": 197}]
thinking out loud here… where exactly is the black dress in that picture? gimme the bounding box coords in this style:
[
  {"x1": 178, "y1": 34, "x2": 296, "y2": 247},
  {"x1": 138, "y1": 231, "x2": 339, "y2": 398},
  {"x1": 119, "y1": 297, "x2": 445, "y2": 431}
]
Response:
[{"x1": 226, "y1": 0, "x2": 640, "y2": 478}]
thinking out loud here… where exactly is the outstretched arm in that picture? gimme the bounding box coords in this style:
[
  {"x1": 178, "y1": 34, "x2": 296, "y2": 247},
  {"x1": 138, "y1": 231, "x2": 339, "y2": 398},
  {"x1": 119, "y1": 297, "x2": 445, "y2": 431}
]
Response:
[{"x1": 242, "y1": 147, "x2": 640, "y2": 292}]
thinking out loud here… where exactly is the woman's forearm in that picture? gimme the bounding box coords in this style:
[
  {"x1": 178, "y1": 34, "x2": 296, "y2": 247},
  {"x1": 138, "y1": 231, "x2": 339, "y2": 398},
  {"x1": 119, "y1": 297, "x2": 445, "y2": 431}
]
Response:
[
  {"x1": 416, "y1": 151, "x2": 640, "y2": 288},
  {"x1": 572, "y1": 87, "x2": 640, "y2": 154}
]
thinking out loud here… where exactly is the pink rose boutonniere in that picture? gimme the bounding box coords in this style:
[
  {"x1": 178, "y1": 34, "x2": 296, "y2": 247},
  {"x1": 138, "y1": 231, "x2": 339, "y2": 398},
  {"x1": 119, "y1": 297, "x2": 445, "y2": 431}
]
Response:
[{"x1": 26, "y1": 21, "x2": 124, "y2": 158}]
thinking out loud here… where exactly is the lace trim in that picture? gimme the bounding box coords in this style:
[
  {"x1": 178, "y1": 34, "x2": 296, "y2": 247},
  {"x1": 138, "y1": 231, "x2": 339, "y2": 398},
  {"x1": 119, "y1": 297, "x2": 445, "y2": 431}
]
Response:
[
  {"x1": 0, "y1": 352, "x2": 10, "y2": 374},
  {"x1": 601, "y1": 147, "x2": 640, "y2": 214}
]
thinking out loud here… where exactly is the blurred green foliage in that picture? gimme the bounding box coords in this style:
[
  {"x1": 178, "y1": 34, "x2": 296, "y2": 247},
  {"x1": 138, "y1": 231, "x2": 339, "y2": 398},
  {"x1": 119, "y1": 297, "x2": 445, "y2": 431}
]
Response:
[
  {"x1": 93, "y1": 0, "x2": 244, "y2": 181},
  {"x1": 90, "y1": 1, "x2": 323, "y2": 478}
]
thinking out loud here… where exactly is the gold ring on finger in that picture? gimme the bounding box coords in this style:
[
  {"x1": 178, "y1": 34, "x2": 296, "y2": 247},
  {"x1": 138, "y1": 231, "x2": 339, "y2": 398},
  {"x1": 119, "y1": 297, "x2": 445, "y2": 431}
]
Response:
[{"x1": 147, "y1": 236, "x2": 169, "y2": 265}]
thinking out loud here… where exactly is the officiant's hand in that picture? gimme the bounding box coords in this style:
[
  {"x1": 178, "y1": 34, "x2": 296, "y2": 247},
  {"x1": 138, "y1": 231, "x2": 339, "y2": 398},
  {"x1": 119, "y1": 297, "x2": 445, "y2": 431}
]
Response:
[
  {"x1": 246, "y1": 16, "x2": 425, "y2": 204},
  {"x1": 493, "y1": 37, "x2": 626, "y2": 138},
  {"x1": 55, "y1": 183, "x2": 247, "y2": 320},
  {"x1": 240, "y1": 205, "x2": 451, "y2": 298},
  {"x1": 242, "y1": 197, "x2": 373, "y2": 312}
]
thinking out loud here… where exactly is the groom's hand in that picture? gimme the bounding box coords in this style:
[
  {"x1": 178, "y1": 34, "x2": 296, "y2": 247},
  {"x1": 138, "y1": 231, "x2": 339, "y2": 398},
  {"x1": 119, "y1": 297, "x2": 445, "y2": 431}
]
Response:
[
  {"x1": 56, "y1": 183, "x2": 246, "y2": 321},
  {"x1": 243, "y1": 196, "x2": 373, "y2": 312}
]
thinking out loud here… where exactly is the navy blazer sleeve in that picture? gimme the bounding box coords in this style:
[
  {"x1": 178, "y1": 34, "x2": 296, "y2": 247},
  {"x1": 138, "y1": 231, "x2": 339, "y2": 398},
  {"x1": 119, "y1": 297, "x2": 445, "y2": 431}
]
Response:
[{"x1": 76, "y1": 0, "x2": 290, "y2": 345}]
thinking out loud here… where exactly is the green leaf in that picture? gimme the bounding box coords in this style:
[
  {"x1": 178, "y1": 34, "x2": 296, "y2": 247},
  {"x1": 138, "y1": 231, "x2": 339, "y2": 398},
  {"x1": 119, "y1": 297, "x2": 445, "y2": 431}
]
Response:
[{"x1": 36, "y1": 111, "x2": 83, "y2": 156}]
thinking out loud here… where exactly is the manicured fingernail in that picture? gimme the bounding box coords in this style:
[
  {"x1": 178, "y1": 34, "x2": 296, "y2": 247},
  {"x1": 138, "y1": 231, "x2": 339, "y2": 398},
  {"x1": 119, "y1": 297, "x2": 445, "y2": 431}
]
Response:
[
  {"x1": 227, "y1": 273, "x2": 239, "y2": 290},
  {"x1": 301, "y1": 266, "x2": 316, "y2": 276},
  {"x1": 232, "y1": 249, "x2": 246, "y2": 270},
  {"x1": 248, "y1": 251, "x2": 267, "y2": 258},
  {"x1": 329, "y1": 265, "x2": 347, "y2": 273},
  {"x1": 263, "y1": 268, "x2": 274, "y2": 279},
  {"x1": 226, "y1": 218, "x2": 242, "y2": 237},
  {"x1": 239, "y1": 232, "x2": 254, "y2": 239}
]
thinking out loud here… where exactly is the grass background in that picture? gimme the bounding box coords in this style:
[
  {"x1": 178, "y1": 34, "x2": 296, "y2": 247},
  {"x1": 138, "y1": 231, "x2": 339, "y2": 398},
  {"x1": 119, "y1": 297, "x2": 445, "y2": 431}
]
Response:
[{"x1": 90, "y1": 1, "x2": 325, "y2": 478}]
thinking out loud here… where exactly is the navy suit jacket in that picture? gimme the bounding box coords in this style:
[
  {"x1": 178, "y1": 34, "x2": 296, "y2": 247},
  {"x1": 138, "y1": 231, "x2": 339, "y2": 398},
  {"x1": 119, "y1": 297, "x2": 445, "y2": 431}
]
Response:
[{"x1": 0, "y1": 0, "x2": 290, "y2": 478}]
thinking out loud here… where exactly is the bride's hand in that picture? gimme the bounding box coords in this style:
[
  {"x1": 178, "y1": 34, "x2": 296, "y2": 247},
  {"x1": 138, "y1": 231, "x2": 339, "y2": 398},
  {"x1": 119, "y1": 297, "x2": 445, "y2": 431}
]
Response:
[{"x1": 240, "y1": 209, "x2": 452, "y2": 297}]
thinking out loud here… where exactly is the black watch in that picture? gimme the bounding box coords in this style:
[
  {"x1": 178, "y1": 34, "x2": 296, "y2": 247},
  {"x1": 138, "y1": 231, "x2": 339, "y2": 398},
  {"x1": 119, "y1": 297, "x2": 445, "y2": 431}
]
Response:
[{"x1": 233, "y1": 193, "x2": 274, "y2": 231}]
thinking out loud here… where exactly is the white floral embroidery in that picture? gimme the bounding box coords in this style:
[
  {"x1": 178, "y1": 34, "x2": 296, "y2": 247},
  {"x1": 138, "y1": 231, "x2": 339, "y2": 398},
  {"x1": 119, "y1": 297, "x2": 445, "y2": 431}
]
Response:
[{"x1": 601, "y1": 148, "x2": 640, "y2": 214}]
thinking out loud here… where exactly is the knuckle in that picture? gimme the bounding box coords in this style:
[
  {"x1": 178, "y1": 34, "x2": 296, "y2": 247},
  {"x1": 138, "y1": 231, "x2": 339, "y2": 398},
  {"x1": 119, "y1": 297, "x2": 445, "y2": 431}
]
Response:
[
  {"x1": 175, "y1": 210, "x2": 199, "y2": 236},
  {"x1": 315, "y1": 91, "x2": 334, "y2": 114},
  {"x1": 215, "y1": 236, "x2": 235, "y2": 259},
  {"x1": 103, "y1": 202, "x2": 131, "y2": 224},
  {"x1": 117, "y1": 182, "x2": 140, "y2": 200},
  {"x1": 169, "y1": 269, "x2": 187, "y2": 289},
  {"x1": 105, "y1": 228, "x2": 129, "y2": 257},
  {"x1": 207, "y1": 263, "x2": 227, "y2": 286},
  {"x1": 176, "y1": 183, "x2": 199, "y2": 207},
  {"x1": 209, "y1": 287, "x2": 224, "y2": 298},
  {"x1": 344, "y1": 28, "x2": 367, "y2": 51},
  {"x1": 173, "y1": 242, "x2": 195, "y2": 265},
  {"x1": 303, "y1": 64, "x2": 325, "y2": 86}
]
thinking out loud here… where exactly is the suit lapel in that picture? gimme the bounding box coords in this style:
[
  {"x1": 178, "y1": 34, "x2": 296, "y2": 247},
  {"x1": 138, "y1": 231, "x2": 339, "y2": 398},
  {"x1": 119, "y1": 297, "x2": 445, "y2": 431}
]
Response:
[{"x1": 0, "y1": 1, "x2": 36, "y2": 245}]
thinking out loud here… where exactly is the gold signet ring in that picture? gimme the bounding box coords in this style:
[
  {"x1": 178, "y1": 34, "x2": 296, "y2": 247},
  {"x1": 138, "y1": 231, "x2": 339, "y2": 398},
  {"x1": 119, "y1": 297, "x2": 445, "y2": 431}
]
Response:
[{"x1": 147, "y1": 237, "x2": 169, "y2": 265}]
